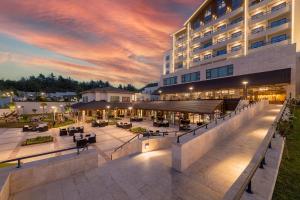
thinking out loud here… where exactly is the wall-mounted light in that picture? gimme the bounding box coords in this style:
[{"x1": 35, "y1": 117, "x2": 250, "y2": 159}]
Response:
[{"x1": 144, "y1": 143, "x2": 149, "y2": 150}]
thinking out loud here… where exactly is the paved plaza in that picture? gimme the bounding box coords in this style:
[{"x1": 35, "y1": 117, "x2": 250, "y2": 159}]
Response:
[
  {"x1": 7, "y1": 104, "x2": 282, "y2": 200},
  {"x1": 0, "y1": 120, "x2": 179, "y2": 164}
]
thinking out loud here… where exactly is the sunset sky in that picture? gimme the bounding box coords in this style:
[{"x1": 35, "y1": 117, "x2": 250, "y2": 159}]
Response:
[{"x1": 0, "y1": 0, "x2": 203, "y2": 87}]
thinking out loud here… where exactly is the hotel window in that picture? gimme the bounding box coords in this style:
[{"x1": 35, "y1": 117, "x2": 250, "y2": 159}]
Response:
[
  {"x1": 182, "y1": 72, "x2": 200, "y2": 83},
  {"x1": 193, "y1": 46, "x2": 201, "y2": 53},
  {"x1": 231, "y1": 44, "x2": 242, "y2": 52},
  {"x1": 166, "y1": 70, "x2": 170, "y2": 75},
  {"x1": 175, "y1": 62, "x2": 184, "y2": 69},
  {"x1": 165, "y1": 63, "x2": 170, "y2": 69},
  {"x1": 215, "y1": 49, "x2": 227, "y2": 56},
  {"x1": 165, "y1": 55, "x2": 170, "y2": 61},
  {"x1": 231, "y1": 31, "x2": 242, "y2": 38},
  {"x1": 204, "y1": 7, "x2": 212, "y2": 23},
  {"x1": 110, "y1": 96, "x2": 120, "y2": 102},
  {"x1": 206, "y1": 65, "x2": 233, "y2": 80},
  {"x1": 204, "y1": 30, "x2": 212, "y2": 37},
  {"x1": 193, "y1": 57, "x2": 201, "y2": 63},
  {"x1": 217, "y1": 0, "x2": 227, "y2": 16},
  {"x1": 270, "y1": 18, "x2": 288, "y2": 28},
  {"x1": 271, "y1": 34, "x2": 287, "y2": 44},
  {"x1": 251, "y1": 12, "x2": 264, "y2": 20},
  {"x1": 251, "y1": 26, "x2": 264, "y2": 34},
  {"x1": 232, "y1": 0, "x2": 243, "y2": 10},
  {"x1": 271, "y1": 2, "x2": 286, "y2": 12},
  {"x1": 230, "y1": 16, "x2": 243, "y2": 25},
  {"x1": 192, "y1": 19, "x2": 201, "y2": 30},
  {"x1": 217, "y1": 24, "x2": 227, "y2": 31},
  {"x1": 251, "y1": 40, "x2": 265, "y2": 49},
  {"x1": 204, "y1": 54, "x2": 212, "y2": 60},
  {"x1": 163, "y1": 76, "x2": 177, "y2": 86},
  {"x1": 122, "y1": 97, "x2": 130, "y2": 102},
  {"x1": 203, "y1": 40, "x2": 212, "y2": 48}
]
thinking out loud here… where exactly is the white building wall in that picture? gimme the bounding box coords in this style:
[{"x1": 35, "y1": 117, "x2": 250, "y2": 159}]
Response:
[{"x1": 15, "y1": 102, "x2": 74, "y2": 114}]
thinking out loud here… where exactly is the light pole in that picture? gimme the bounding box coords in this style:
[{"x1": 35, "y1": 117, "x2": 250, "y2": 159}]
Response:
[
  {"x1": 189, "y1": 86, "x2": 194, "y2": 100},
  {"x1": 242, "y1": 81, "x2": 249, "y2": 100},
  {"x1": 51, "y1": 106, "x2": 57, "y2": 121},
  {"x1": 128, "y1": 106, "x2": 133, "y2": 118},
  {"x1": 106, "y1": 105, "x2": 110, "y2": 122}
]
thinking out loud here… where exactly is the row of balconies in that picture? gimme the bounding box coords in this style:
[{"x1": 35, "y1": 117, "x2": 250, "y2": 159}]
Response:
[
  {"x1": 249, "y1": 2, "x2": 290, "y2": 25},
  {"x1": 191, "y1": 34, "x2": 243, "y2": 56},
  {"x1": 249, "y1": 20, "x2": 291, "y2": 40},
  {"x1": 191, "y1": 20, "x2": 243, "y2": 45},
  {"x1": 249, "y1": 0, "x2": 289, "y2": 11}
]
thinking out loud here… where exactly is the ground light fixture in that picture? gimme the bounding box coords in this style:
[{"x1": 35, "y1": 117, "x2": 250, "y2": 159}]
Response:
[{"x1": 242, "y1": 81, "x2": 249, "y2": 100}]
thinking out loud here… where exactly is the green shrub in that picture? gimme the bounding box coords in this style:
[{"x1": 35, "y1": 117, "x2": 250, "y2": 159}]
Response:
[
  {"x1": 130, "y1": 127, "x2": 147, "y2": 134},
  {"x1": 22, "y1": 136, "x2": 54, "y2": 146}
]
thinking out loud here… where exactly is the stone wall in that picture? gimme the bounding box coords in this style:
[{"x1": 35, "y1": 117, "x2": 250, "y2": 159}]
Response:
[
  {"x1": 15, "y1": 101, "x2": 73, "y2": 114},
  {"x1": 172, "y1": 101, "x2": 268, "y2": 172},
  {"x1": 111, "y1": 136, "x2": 174, "y2": 160},
  {"x1": 0, "y1": 150, "x2": 98, "y2": 199}
]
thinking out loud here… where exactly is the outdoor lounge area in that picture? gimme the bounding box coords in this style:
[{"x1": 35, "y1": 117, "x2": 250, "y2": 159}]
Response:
[
  {"x1": 59, "y1": 126, "x2": 84, "y2": 136},
  {"x1": 23, "y1": 123, "x2": 49, "y2": 132},
  {"x1": 116, "y1": 122, "x2": 132, "y2": 129}
]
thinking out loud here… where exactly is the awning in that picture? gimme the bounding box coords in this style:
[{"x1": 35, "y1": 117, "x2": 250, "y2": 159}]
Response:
[{"x1": 72, "y1": 100, "x2": 223, "y2": 114}]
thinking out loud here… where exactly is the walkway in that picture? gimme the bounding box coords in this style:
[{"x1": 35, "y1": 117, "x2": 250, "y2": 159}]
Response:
[{"x1": 9, "y1": 104, "x2": 282, "y2": 200}]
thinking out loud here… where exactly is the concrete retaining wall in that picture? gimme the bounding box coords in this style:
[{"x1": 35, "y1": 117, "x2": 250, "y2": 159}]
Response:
[
  {"x1": 111, "y1": 136, "x2": 174, "y2": 160},
  {"x1": 172, "y1": 101, "x2": 268, "y2": 172},
  {"x1": 0, "y1": 150, "x2": 98, "y2": 199}
]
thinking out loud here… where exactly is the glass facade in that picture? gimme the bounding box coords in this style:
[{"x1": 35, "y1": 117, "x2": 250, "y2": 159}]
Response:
[
  {"x1": 206, "y1": 65, "x2": 233, "y2": 80},
  {"x1": 270, "y1": 18, "x2": 288, "y2": 28},
  {"x1": 251, "y1": 40, "x2": 265, "y2": 49},
  {"x1": 271, "y1": 34, "x2": 287, "y2": 44},
  {"x1": 163, "y1": 76, "x2": 177, "y2": 86},
  {"x1": 217, "y1": 0, "x2": 226, "y2": 16},
  {"x1": 204, "y1": 7, "x2": 212, "y2": 23},
  {"x1": 232, "y1": 0, "x2": 243, "y2": 10},
  {"x1": 182, "y1": 72, "x2": 200, "y2": 83},
  {"x1": 215, "y1": 49, "x2": 227, "y2": 56}
]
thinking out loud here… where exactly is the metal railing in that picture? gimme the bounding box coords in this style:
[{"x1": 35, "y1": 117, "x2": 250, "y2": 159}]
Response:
[
  {"x1": 176, "y1": 101, "x2": 259, "y2": 144},
  {"x1": 223, "y1": 100, "x2": 288, "y2": 200},
  {"x1": 0, "y1": 146, "x2": 87, "y2": 168}
]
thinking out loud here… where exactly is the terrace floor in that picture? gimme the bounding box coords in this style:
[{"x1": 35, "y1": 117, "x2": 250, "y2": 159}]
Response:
[
  {"x1": 9, "y1": 104, "x2": 282, "y2": 200},
  {"x1": 0, "y1": 119, "x2": 180, "y2": 165}
]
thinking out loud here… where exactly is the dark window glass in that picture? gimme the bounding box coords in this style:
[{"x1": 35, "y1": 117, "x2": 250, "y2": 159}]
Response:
[
  {"x1": 230, "y1": 16, "x2": 243, "y2": 25},
  {"x1": 163, "y1": 76, "x2": 177, "y2": 86},
  {"x1": 231, "y1": 45, "x2": 242, "y2": 52},
  {"x1": 206, "y1": 65, "x2": 234, "y2": 80},
  {"x1": 270, "y1": 18, "x2": 288, "y2": 28},
  {"x1": 232, "y1": 0, "x2": 243, "y2": 10},
  {"x1": 204, "y1": 7, "x2": 212, "y2": 23},
  {"x1": 203, "y1": 40, "x2": 212, "y2": 48},
  {"x1": 216, "y1": 49, "x2": 227, "y2": 56},
  {"x1": 182, "y1": 72, "x2": 200, "y2": 83},
  {"x1": 271, "y1": 2, "x2": 286, "y2": 12},
  {"x1": 271, "y1": 34, "x2": 287, "y2": 44},
  {"x1": 192, "y1": 19, "x2": 201, "y2": 30},
  {"x1": 251, "y1": 41, "x2": 265, "y2": 49},
  {"x1": 217, "y1": 0, "x2": 226, "y2": 16},
  {"x1": 165, "y1": 55, "x2": 170, "y2": 61},
  {"x1": 231, "y1": 31, "x2": 242, "y2": 38}
]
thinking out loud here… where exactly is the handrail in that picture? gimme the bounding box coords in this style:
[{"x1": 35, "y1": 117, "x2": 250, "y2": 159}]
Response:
[
  {"x1": 176, "y1": 101, "x2": 259, "y2": 144},
  {"x1": 0, "y1": 146, "x2": 86, "y2": 168},
  {"x1": 223, "y1": 99, "x2": 289, "y2": 200},
  {"x1": 112, "y1": 133, "x2": 142, "y2": 154}
]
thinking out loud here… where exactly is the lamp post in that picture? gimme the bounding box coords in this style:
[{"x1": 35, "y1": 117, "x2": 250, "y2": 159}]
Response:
[
  {"x1": 106, "y1": 105, "x2": 110, "y2": 122},
  {"x1": 128, "y1": 106, "x2": 133, "y2": 118},
  {"x1": 242, "y1": 81, "x2": 249, "y2": 100},
  {"x1": 51, "y1": 106, "x2": 57, "y2": 121},
  {"x1": 189, "y1": 86, "x2": 194, "y2": 100}
]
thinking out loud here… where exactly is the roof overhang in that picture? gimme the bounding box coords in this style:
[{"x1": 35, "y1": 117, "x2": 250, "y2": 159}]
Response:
[{"x1": 184, "y1": 0, "x2": 211, "y2": 26}]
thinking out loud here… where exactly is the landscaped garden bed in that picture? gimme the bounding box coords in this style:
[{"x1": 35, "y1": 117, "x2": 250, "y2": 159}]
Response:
[
  {"x1": 273, "y1": 105, "x2": 300, "y2": 200},
  {"x1": 129, "y1": 127, "x2": 147, "y2": 134},
  {"x1": 22, "y1": 136, "x2": 54, "y2": 146}
]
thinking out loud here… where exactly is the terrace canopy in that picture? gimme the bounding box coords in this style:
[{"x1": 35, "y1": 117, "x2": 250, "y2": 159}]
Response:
[{"x1": 72, "y1": 100, "x2": 223, "y2": 114}]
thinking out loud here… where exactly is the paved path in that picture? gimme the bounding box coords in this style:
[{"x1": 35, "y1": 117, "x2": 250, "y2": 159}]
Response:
[{"x1": 9, "y1": 105, "x2": 282, "y2": 200}]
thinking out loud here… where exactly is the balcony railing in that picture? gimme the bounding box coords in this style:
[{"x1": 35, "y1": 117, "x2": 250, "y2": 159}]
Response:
[
  {"x1": 249, "y1": 38, "x2": 290, "y2": 51},
  {"x1": 250, "y1": 2, "x2": 290, "y2": 22}
]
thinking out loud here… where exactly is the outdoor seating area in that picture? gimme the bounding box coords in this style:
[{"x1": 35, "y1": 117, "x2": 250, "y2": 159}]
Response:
[
  {"x1": 73, "y1": 132, "x2": 97, "y2": 147},
  {"x1": 130, "y1": 116, "x2": 143, "y2": 122},
  {"x1": 22, "y1": 123, "x2": 49, "y2": 132},
  {"x1": 116, "y1": 122, "x2": 132, "y2": 129},
  {"x1": 91, "y1": 120, "x2": 109, "y2": 127},
  {"x1": 59, "y1": 126, "x2": 84, "y2": 136},
  {"x1": 179, "y1": 119, "x2": 191, "y2": 131},
  {"x1": 142, "y1": 130, "x2": 167, "y2": 137},
  {"x1": 153, "y1": 119, "x2": 169, "y2": 127}
]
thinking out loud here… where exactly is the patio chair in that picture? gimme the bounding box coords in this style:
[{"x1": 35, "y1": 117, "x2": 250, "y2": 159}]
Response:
[
  {"x1": 76, "y1": 126, "x2": 84, "y2": 133},
  {"x1": 22, "y1": 125, "x2": 30, "y2": 132},
  {"x1": 87, "y1": 133, "x2": 96, "y2": 143},
  {"x1": 59, "y1": 128, "x2": 68, "y2": 136},
  {"x1": 76, "y1": 138, "x2": 88, "y2": 149}
]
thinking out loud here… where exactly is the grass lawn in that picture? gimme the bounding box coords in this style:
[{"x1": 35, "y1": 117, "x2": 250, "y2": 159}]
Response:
[{"x1": 273, "y1": 105, "x2": 300, "y2": 200}]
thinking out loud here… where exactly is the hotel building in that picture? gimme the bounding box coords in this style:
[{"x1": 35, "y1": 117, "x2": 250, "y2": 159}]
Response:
[{"x1": 159, "y1": 0, "x2": 300, "y2": 102}]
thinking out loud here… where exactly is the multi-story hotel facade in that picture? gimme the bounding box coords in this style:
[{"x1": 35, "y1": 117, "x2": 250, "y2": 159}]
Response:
[{"x1": 159, "y1": 0, "x2": 300, "y2": 102}]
